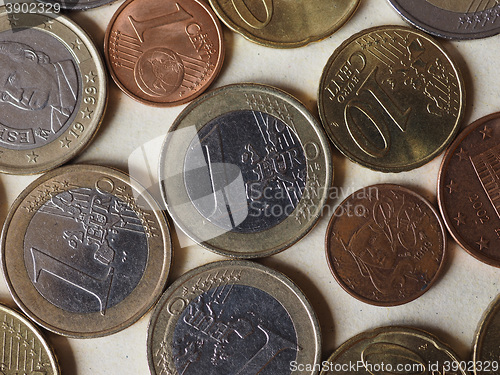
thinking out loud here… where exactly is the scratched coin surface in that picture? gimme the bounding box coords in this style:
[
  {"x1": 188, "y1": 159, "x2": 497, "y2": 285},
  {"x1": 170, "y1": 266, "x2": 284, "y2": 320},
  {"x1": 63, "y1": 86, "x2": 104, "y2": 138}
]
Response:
[
  {"x1": 1, "y1": 164, "x2": 172, "y2": 337},
  {"x1": 438, "y1": 112, "x2": 500, "y2": 267},
  {"x1": 388, "y1": 0, "x2": 500, "y2": 39},
  {"x1": 159, "y1": 83, "x2": 332, "y2": 258},
  {"x1": 326, "y1": 184, "x2": 446, "y2": 306},
  {"x1": 209, "y1": 0, "x2": 360, "y2": 48},
  {"x1": 104, "y1": 0, "x2": 224, "y2": 106},
  {"x1": 474, "y1": 295, "x2": 500, "y2": 375},
  {"x1": 0, "y1": 304, "x2": 60, "y2": 374},
  {"x1": 318, "y1": 25, "x2": 465, "y2": 172},
  {"x1": 147, "y1": 260, "x2": 321, "y2": 375},
  {"x1": 0, "y1": 7, "x2": 107, "y2": 174},
  {"x1": 320, "y1": 326, "x2": 467, "y2": 375}
]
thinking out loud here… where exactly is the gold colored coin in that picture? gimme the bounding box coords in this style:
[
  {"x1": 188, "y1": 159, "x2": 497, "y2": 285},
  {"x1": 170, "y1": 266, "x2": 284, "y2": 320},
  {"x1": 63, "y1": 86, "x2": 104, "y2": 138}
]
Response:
[
  {"x1": 474, "y1": 295, "x2": 500, "y2": 375},
  {"x1": 209, "y1": 0, "x2": 360, "y2": 48},
  {"x1": 321, "y1": 326, "x2": 467, "y2": 375},
  {"x1": 147, "y1": 260, "x2": 321, "y2": 374},
  {"x1": 0, "y1": 304, "x2": 60, "y2": 374},
  {"x1": 0, "y1": 7, "x2": 107, "y2": 175},
  {"x1": 1, "y1": 165, "x2": 172, "y2": 338},
  {"x1": 318, "y1": 25, "x2": 465, "y2": 172}
]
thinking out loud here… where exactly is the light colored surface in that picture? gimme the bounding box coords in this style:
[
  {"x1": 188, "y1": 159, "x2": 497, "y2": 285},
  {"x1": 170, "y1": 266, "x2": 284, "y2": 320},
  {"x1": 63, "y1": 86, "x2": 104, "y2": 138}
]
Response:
[{"x1": 0, "y1": 0, "x2": 499, "y2": 373}]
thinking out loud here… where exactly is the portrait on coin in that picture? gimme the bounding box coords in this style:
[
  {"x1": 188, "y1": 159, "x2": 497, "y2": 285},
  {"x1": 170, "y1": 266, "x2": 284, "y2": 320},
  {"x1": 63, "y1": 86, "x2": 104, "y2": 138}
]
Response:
[{"x1": 0, "y1": 41, "x2": 78, "y2": 135}]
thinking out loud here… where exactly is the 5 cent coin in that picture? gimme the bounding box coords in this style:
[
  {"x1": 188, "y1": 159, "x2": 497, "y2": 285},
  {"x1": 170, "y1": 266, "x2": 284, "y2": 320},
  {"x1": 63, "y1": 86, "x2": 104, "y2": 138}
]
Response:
[
  {"x1": 0, "y1": 7, "x2": 107, "y2": 174},
  {"x1": 326, "y1": 184, "x2": 446, "y2": 306},
  {"x1": 318, "y1": 25, "x2": 465, "y2": 172},
  {"x1": 105, "y1": 0, "x2": 224, "y2": 106},
  {"x1": 147, "y1": 260, "x2": 321, "y2": 375},
  {"x1": 159, "y1": 83, "x2": 332, "y2": 258},
  {"x1": 1, "y1": 164, "x2": 172, "y2": 337},
  {"x1": 438, "y1": 112, "x2": 500, "y2": 267}
]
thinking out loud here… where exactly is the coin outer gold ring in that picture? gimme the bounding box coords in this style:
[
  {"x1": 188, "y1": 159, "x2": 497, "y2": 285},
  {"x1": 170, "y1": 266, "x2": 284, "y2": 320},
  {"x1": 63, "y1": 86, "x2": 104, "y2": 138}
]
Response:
[
  {"x1": 159, "y1": 83, "x2": 333, "y2": 258},
  {"x1": 147, "y1": 260, "x2": 321, "y2": 375},
  {"x1": 0, "y1": 8, "x2": 107, "y2": 175},
  {"x1": 1, "y1": 164, "x2": 172, "y2": 338}
]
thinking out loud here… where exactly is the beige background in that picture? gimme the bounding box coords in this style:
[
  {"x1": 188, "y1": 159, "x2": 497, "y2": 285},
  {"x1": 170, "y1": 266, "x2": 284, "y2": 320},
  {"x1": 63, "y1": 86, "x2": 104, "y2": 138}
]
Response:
[{"x1": 0, "y1": 0, "x2": 499, "y2": 373}]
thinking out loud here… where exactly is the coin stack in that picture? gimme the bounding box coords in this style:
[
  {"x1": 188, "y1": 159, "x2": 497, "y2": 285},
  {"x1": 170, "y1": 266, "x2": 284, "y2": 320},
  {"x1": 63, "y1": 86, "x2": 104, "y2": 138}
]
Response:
[{"x1": 0, "y1": 0, "x2": 499, "y2": 374}]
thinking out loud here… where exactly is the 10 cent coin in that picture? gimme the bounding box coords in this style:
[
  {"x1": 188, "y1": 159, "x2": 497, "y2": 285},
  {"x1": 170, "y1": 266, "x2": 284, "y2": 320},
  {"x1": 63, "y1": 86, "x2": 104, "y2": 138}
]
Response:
[
  {"x1": 474, "y1": 295, "x2": 500, "y2": 375},
  {"x1": 318, "y1": 25, "x2": 465, "y2": 172}
]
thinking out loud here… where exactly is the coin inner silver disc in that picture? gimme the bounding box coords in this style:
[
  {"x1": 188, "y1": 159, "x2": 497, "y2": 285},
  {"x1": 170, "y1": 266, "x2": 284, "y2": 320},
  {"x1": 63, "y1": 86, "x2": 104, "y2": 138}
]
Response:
[
  {"x1": 24, "y1": 187, "x2": 149, "y2": 314},
  {"x1": 172, "y1": 284, "x2": 298, "y2": 374},
  {"x1": 184, "y1": 110, "x2": 307, "y2": 233},
  {"x1": 0, "y1": 28, "x2": 81, "y2": 150}
]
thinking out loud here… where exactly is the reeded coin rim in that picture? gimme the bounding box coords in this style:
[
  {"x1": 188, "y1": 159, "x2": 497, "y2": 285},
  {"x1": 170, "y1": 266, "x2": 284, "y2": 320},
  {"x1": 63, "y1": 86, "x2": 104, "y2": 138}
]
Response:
[
  {"x1": 325, "y1": 183, "x2": 447, "y2": 306},
  {"x1": 158, "y1": 82, "x2": 333, "y2": 258},
  {"x1": 1, "y1": 164, "x2": 172, "y2": 338},
  {"x1": 208, "y1": 0, "x2": 360, "y2": 48},
  {"x1": 318, "y1": 25, "x2": 465, "y2": 173},
  {"x1": 103, "y1": 0, "x2": 225, "y2": 107},
  {"x1": 437, "y1": 112, "x2": 500, "y2": 268},
  {"x1": 147, "y1": 259, "x2": 322, "y2": 375},
  {"x1": 0, "y1": 8, "x2": 108, "y2": 175}
]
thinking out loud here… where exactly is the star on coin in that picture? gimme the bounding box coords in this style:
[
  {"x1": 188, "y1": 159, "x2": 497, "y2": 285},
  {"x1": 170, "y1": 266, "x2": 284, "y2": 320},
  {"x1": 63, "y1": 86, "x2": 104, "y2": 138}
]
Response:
[
  {"x1": 85, "y1": 71, "x2": 98, "y2": 83},
  {"x1": 72, "y1": 38, "x2": 83, "y2": 50},
  {"x1": 453, "y1": 212, "x2": 466, "y2": 226},
  {"x1": 81, "y1": 107, "x2": 93, "y2": 119},
  {"x1": 60, "y1": 137, "x2": 71, "y2": 148},
  {"x1": 455, "y1": 148, "x2": 469, "y2": 161},
  {"x1": 42, "y1": 19, "x2": 53, "y2": 29},
  {"x1": 480, "y1": 126, "x2": 493, "y2": 139},
  {"x1": 446, "y1": 180, "x2": 456, "y2": 194},
  {"x1": 27, "y1": 151, "x2": 39, "y2": 163},
  {"x1": 476, "y1": 237, "x2": 489, "y2": 250}
]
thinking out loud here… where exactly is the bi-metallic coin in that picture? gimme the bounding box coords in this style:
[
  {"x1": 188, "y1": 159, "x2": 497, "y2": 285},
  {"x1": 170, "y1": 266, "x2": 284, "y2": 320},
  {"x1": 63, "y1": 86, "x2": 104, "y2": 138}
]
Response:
[
  {"x1": 0, "y1": 7, "x2": 107, "y2": 174},
  {"x1": 438, "y1": 112, "x2": 500, "y2": 267},
  {"x1": 388, "y1": 0, "x2": 500, "y2": 39},
  {"x1": 326, "y1": 184, "x2": 446, "y2": 306},
  {"x1": 320, "y1": 326, "x2": 468, "y2": 375},
  {"x1": 474, "y1": 295, "x2": 500, "y2": 375},
  {"x1": 209, "y1": 0, "x2": 360, "y2": 48},
  {"x1": 37, "y1": 0, "x2": 117, "y2": 10},
  {"x1": 147, "y1": 260, "x2": 321, "y2": 375},
  {"x1": 318, "y1": 25, "x2": 465, "y2": 172},
  {"x1": 1, "y1": 165, "x2": 172, "y2": 338},
  {"x1": 0, "y1": 303, "x2": 60, "y2": 374},
  {"x1": 104, "y1": 0, "x2": 224, "y2": 106},
  {"x1": 159, "y1": 83, "x2": 332, "y2": 258}
]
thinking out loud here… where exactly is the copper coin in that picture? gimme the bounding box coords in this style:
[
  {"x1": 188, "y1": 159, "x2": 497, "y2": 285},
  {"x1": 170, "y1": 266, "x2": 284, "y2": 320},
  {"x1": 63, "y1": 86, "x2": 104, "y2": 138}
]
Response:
[
  {"x1": 438, "y1": 112, "x2": 500, "y2": 267},
  {"x1": 104, "y1": 0, "x2": 224, "y2": 107},
  {"x1": 326, "y1": 184, "x2": 446, "y2": 306}
]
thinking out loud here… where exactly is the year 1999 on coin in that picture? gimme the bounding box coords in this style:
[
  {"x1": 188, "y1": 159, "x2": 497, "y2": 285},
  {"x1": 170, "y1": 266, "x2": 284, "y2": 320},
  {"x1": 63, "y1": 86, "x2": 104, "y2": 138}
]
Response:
[{"x1": 5, "y1": 2, "x2": 61, "y2": 14}]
